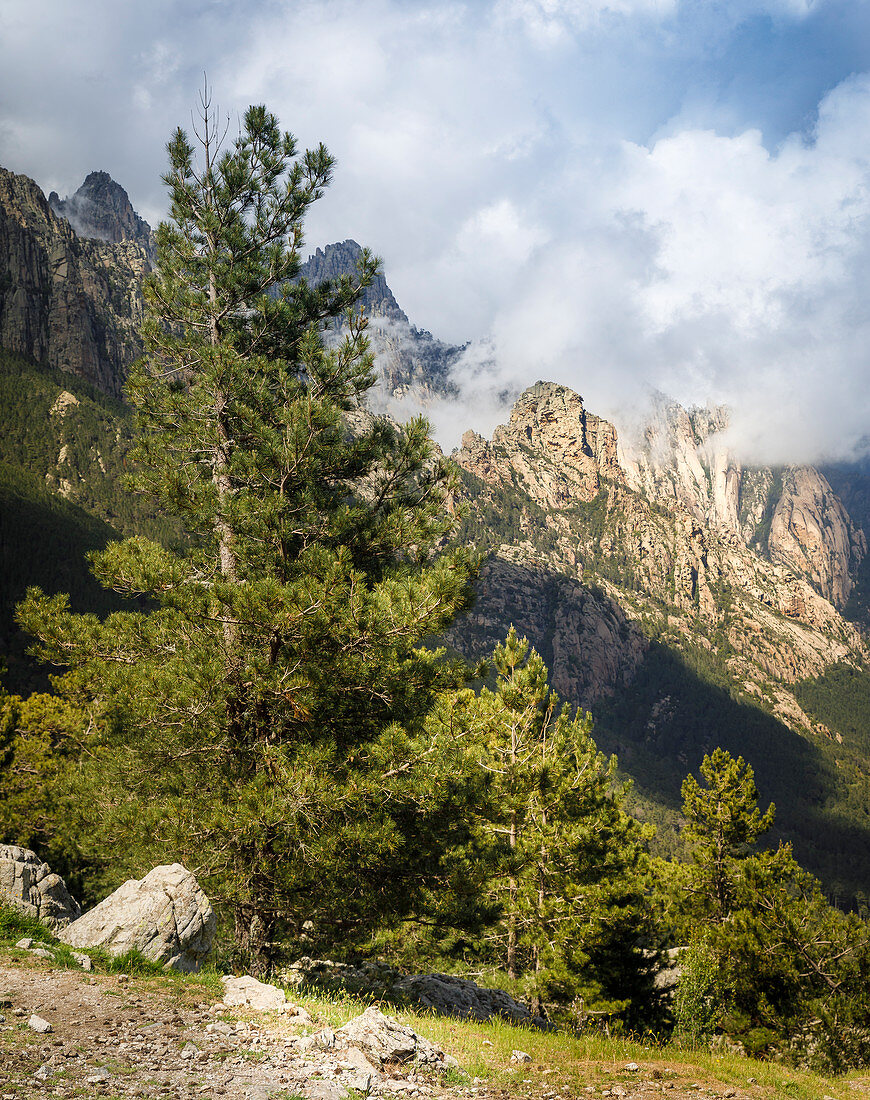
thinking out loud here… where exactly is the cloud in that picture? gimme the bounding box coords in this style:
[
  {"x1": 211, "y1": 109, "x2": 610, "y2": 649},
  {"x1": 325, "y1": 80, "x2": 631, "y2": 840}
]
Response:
[
  {"x1": 1, "y1": 0, "x2": 869, "y2": 464},
  {"x1": 430, "y1": 73, "x2": 870, "y2": 465}
]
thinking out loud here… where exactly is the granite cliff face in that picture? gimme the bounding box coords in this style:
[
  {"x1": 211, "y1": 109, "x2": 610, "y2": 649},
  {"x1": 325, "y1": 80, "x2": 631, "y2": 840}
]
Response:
[
  {"x1": 1, "y1": 168, "x2": 459, "y2": 404},
  {"x1": 0, "y1": 167, "x2": 148, "y2": 397},
  {"x1": 618, "y1": 395, "x2": 866, "y2": 610},
  {"x1": 449, "y1": 382, "x2": 867, "y2": 733}
]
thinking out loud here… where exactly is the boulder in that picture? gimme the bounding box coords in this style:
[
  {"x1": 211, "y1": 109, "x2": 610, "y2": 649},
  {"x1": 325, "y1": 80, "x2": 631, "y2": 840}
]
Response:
[
  {"x1": 393, "y1": 972, "x2": 532, "y2": 1022},
  {"x1": 336, "y1": 1006, "x2": 446, "y2": 1065},
  {"x1": 59, "y1": 863, "x2": 214, "y2": 971},
  {"x1": 221, "y1": 975, "x2": 287, "y2": 1012},
  {"x1": 0, "y1": 845, "x2": 80, "y2": 930},
  {"x1": 284, "y1": 957, "x2": 536, "y2": 1025}
]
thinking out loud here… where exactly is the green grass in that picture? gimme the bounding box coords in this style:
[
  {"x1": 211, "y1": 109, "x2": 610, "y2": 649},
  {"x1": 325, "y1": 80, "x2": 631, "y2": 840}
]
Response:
[
  {"x1": 270, "y1": 984, "x2": 868, "y2": 1100},
  {"x1": 0, "y1": 901, "x2": 222, "y2": 996}
]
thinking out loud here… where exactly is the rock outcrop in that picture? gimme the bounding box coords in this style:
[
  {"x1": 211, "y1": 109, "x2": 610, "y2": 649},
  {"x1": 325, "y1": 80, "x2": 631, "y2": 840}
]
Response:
[
  {"x1": 59, "y1": 863, "x2": 215, "y2": 971},
  {"x1": 282, "y1": 956, "x2": 535, "y2": 1023},
  {"x1": 301, "y1": 239, "x2": 461, "y2": 401},
  {"x1": 618, "y1": 394, "x2": 866, "y2": 609},
  {"x1": 334, "y1": 1006, "x2": 449, "y2": 1066},
  {"x1": 221, "y1": 975, "x2": 298, "y2": 1014},
  {"x1": 769, "y1": 466, "x2": 866, "y2": 608},
  {"x1": 393, "y1": 972, "x2": 532, "y2": 1023},
  {"x1": 0, "y1": 845, "x2": 80, "y2": 930},
  {"x1": 0, "y1": 167, "x2": 148, "y2": 396}
]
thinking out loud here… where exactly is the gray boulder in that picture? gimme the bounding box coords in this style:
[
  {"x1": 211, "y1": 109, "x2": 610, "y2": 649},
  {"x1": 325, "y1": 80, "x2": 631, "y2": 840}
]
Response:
[
  {"x1": 0, "y1": 845, "x2": 80, "y2": 930},
  {"x1": 393, "y1": 972, "x2": 532, "y2": 1022},
  {"x1": 221, "y1": 975, "x2": 287, "y2": 1012},
  {"x1": 59, "y1": 863, "x2": 214, "y2": 971},
  {"x1": 336, "y1": 1006, "x2": 447, "y2": 1065}
]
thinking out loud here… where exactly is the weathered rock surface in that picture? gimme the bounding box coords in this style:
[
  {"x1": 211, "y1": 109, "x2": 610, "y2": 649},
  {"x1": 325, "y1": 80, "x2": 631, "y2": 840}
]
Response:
[
  {"x1": 451, "y1": 382, "x2": 866, "y2": 713},
  {"x1": 769, "y1": 466, "x2": 866, "y2": 608},
  {"x1": 221, "y1": 975, "x2": 288, "y2": 1013},
  {"x1": 49, "y1": 171, "x2": 155, "y2": 261},
  {"x1": 59, "y1": 863, "x2": 214, "y2": 971},
  {"x1": 335, "y1": 1006, "x2": 448, "y2": 1065},
  {"x1": 393, "y1": 972, "x2": 532, "y2": 1022},
  {"x1": 618, "y1": 394, "x2": 866, "y2": 609},
  {"x1": 0, "y1": 165, "x2": 148, "y2": 396},
  {"x1": 0, "y1": 845, "x2": 80, "y2": 929},
  {"x1": 283, "y1": 957, "x2": 534, "y2": 1024},
  {"x1": 302, "y1": 239, "x2": 461, "y2": 401}
]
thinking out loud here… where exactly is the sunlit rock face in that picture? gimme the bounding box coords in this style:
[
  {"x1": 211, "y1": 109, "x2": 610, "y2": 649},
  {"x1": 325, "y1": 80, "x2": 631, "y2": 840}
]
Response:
[{"x1": 449, "y1": 381, "x2": 865, "y2": 714}]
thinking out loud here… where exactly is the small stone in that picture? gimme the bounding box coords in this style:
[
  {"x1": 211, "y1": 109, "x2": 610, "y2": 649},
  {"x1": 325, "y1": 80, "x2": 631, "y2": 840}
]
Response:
[
  {"x1": 624, "y1": 1063, "x2": 640, "y2": 1072},
  {"x1": 180, "y1": 1041, "x2": 199, "y2": 1059},
  {"x1": 314, "y1": 1026, "x2": 337, "y2": 1049},
  {"x1": 117, "y1": 973, "x2": 129, "y2": 984},
  {"x1": 15, "y1": 938, "x2": 33, "y2": 949},
  {"x1": 70, "y1": 952, "x2": 92, "y2": 971},
  {"x1": 29, "y1": 947, "x2": 56, "y2": 960},
  {"x1": 28, "y1": 1014, "x2": 52, "y2": 1033},
  {"x1": 86, "y1": 1068, "x2": 111, "y2": 1083},
  {"x1": 510, "y1": 1050, "x2": 532, "y2": 1064}
]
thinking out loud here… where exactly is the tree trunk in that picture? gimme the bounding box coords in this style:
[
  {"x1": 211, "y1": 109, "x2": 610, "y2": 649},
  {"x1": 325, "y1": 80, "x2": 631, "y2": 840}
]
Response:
[{"x1": 234, "y1": 905, "x2": 273, "y2": 978}]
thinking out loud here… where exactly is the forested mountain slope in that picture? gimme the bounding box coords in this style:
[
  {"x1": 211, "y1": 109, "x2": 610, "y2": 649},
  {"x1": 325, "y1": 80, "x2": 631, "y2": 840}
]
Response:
[
  {"x1": 0, "y1": 349, "x2": 179, "y2": 690},
  {"x1": 3, "y1": 162, "x2": 870, "y2": 901}
]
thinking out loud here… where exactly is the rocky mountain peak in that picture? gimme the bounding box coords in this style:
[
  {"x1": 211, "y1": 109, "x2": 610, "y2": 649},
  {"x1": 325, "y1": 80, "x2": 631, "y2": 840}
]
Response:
[
  {"x1": 301, "y1": 240, "x2": 461, "y2": 402},
  {"x1": 301, "y1": 239, "x2": 408, "y2": 324},
  {"x1": 49, "y1": 171, "x2": 153, "y2": 259},
  {"x1": 460, "y1": 381, "x2": 621, "y2": 509}
]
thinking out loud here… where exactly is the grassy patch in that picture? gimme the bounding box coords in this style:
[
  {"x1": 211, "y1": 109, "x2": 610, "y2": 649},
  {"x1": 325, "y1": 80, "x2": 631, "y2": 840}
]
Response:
[{"x1": 280, "y1": 985, "x2": 865, "y2": 1100}]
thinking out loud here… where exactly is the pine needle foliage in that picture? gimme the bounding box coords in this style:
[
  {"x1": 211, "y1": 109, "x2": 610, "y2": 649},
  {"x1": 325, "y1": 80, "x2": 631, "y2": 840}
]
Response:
[
  {"x1": 17, "y1": 93, "x2": 475, "y2": 971},
  {"x1": 435, "y1": 628, "x2": 663, "y2": 1027},
  {"x1": 676, "y1": 748, "x2": 870, "y2": 1071}
]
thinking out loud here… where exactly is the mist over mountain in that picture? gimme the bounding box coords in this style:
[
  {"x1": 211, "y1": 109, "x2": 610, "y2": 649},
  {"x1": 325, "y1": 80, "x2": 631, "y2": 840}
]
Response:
[{"x1": 49, "y1": 171, "x2": 155, "y2": 263}]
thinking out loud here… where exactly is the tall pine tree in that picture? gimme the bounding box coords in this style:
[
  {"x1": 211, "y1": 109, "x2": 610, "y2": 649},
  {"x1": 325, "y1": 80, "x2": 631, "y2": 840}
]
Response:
[
  {"x1": 18, "y1": 94, "x2": 475, "y2": 970},
  {"x1": 436, "y1": 629, "x2": 662, "y2": 1026}
]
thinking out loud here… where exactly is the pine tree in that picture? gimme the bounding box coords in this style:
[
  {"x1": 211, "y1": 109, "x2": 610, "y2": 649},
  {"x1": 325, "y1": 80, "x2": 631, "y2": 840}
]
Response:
[
  {"x1": 675, "y1": 748, "x2": 870, "y2": 1067},
  {"x1": 681, "y1": 747, "x2": 775, "y2": 922},
  {"x1": 442, "y1": 628, "x2": 661, "y2": 1026},
  {"x1": 18, "y1": 93, "x2": 475, "y2": 971}
]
